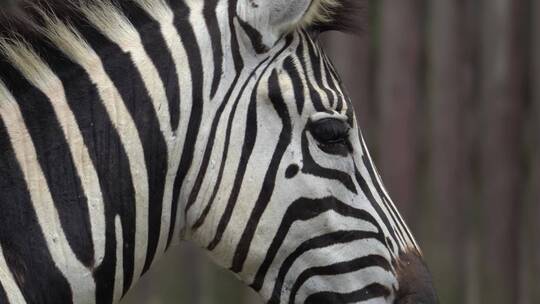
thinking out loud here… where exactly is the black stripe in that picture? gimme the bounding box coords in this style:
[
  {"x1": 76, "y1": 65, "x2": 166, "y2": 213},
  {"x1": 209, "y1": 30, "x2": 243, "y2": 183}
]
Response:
[
  {"x1": 296, "y1": 32, "x2": 326, "y2": 112},
  {"x1": 267, "y1": 230, "x2": 385, "y2": 304},
  {"x1": 359, "y1": 135, "x2": 412, "y2": 247},
  {"x1": 122, "y1": 3, "x2": 181, "y2": 132},
  {"x1": 353, "y1": 161, "x2": 401, "y2": 257},
  {"x1": 321, "y1": 55, "x2": 345, "y2": 111},
  {"x1": 75, "y1": 18, "x2": 169, "y2": 281},
  {"x1": 33, "y1": 39, "x2": 139, "y2": 301},
  {"x1": 252, "y1": 196, "x2": 382, "y2": 291},
  {"x1": 288, "y1": 255, "x2": 392, "y2": 304},
  {"x1": 231, "y1": 67, "x2": 293, "y2": 273},
  {"x1": 228, "y1": 0, "x2": 244, "y2": 73},
  {"x1": 314, "y1": 44, "x2": 337, "y2": 107},
  {"x1": 204, "y1": 0, "x2": 224, "y2": 99},
  {"x1": 204, "y1": 30, "x2": 293, "y2": 251},
  {"x1": 237, "y1": 17, "x2": 268, "y2": 53},
  {"x1": 190, "y1": 57, "x2": 270, "y2": 231},
  {"x1": 0, "y1": 116, "x2": 73, "y2": 304},
  {"x1": 283, "y1": 56, "x2": 305, "y2": 115},
  {"x1": 203, "y1": 57, "x2": 271, "y2": 248},
  {"x1": 321, "y1": 55, "x2": 344, "y2": 112},
  {"x1": 92, "y1": 7, "x2": 170, "y2": 274},
  {"x1": 305, "y1": 283, "x2": 391, "y2": 304},
  {"x1": 360, "y1": 145, "x2": 411, "y2": 251},
  {"x1": 0, "y1": 281, "x2": 7, "y2": 304},
  {"x1": 301, "y1": 131, "x2": 357, "y2": 193},
  {"x1": 184, "y1": 70, "x2": 241, "y2": 215},
  {"x1": 0, "y1": 62, "x2": 94, "y2": 267},
  {"x1": 168, "y1": 1, "x2": 205, "y2": 248}
]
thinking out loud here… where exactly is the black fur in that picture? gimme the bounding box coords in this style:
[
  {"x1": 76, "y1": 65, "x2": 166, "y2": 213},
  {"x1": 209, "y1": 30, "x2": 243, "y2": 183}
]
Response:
[
  {"x1": 309, "y1": 0, "x2": 368, "y2": 34},
  {"x1": 0, "y1": 0, "x2": 105, "y2": 38}
]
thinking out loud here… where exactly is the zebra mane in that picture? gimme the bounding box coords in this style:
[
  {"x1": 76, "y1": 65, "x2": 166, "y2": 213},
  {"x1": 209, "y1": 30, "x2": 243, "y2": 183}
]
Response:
[
  {"x1": 0, "y1": 0, "x2": 367, "y2": 37},
  {"x1": 302, "y1": 0, "x2": 367, "y2": 34},
  {"x1": 0, "y1": 0, "x2": 110, "y2": 37}
]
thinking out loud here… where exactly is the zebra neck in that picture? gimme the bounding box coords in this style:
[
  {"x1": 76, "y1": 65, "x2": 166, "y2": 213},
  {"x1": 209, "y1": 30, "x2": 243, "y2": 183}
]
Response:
[{"x1": 0, "y1": 0, "x2": 242, "y2": 302}]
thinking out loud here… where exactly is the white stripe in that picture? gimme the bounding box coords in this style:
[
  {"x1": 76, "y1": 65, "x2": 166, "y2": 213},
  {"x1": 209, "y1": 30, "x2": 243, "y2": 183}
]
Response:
[
  {"x1": 133, "y1": 0, "x2": 195, "y2": 257},
  {"x1": 186, "y1": 0, "x2": 215, "y2": 99},
  {"x1": 0, "y1": 245, "x2": 27, "y2": 304},
  {"x1": 287, "y1": 36, "x2": 310, "y2": 118},
  {"x1": 81, "y1": 1, "x2": 173, "y2": 138},
  {"x1": 112, "y1": 216, "x2": 124, "y2": 304},
  {"x1": 41, "y1": 21, "x2": 150, "y2": 283},
  {"x1": 0, "y1": 41, "x2": 106, "y2": 266},
  {"x1": 318, "y1": 51, "x2": 338, "y2": 106},
  {"x1": 302, "y1": 35, "x2": 333, "y2": 109},
  {"x1": 81, "y1": 1, "x2": 182, "y2": 269},
  {"x1": 0, "y1": 82, "x2": 96, "y2": 304}
]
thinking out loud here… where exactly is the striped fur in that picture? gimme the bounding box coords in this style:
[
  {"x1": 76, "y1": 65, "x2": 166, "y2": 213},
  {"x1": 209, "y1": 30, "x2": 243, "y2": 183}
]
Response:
[{"x1": 0, "y1": 1, "x2": 437, "y2": 303}]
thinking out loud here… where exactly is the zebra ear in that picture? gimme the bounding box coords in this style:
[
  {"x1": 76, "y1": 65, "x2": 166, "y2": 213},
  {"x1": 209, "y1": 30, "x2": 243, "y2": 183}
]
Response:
[{"x1": 236, "y1": 0, "x2": 312, "y2": 50}]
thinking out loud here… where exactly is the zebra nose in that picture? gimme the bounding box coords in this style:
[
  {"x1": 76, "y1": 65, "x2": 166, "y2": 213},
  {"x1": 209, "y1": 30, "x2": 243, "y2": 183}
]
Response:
[{"x1": 394, "y1": 251, "x2": 439, "y2": 304}]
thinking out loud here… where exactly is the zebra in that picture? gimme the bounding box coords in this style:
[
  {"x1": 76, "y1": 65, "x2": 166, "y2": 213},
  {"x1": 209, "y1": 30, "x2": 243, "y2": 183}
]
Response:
[{"x1": 0, "y1": 0, "x2": 438, "y2": 303}]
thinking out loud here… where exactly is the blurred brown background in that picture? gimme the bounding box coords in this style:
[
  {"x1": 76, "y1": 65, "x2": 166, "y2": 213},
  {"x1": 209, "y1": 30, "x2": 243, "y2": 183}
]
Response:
[{"x1": 123, "y1": 0, "x2": 540, "y2": 303}]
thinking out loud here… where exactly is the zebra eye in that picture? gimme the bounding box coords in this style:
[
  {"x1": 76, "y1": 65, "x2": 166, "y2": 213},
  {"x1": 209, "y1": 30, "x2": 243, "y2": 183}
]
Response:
[{"x1": 309, "y1": 118, "x2": 350, "y2": 144}]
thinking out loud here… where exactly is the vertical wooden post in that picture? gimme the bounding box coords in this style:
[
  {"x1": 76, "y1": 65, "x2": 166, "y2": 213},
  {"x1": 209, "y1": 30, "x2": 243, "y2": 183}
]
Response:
[
  {"x1": 531, "y1": 0, "x2": 540, "y2": 301},
  {"x1": 377, "y1": 0, "x2": 422, "y2": 225},
  {"x1": 429, "y1": 0, "x2": 470, "y2": 302},
  {"x1": 480, "y1": 0, "x2": 525, "y2": 302}
]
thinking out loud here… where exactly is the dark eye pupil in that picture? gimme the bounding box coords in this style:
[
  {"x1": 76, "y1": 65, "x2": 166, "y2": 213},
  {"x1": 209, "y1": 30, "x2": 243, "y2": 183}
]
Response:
[{"x1": 310, "y1": 119, "x2": 350, "y2": 143}]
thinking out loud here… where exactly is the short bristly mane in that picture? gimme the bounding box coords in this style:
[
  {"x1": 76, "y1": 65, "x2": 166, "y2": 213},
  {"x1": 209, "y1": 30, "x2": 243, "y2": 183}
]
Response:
[
  {"x1": 0, "y1": 0, "x2": 141, "y2": 42},
  {"x1": 0, "y1": 0, "x2": 367, "y2": 39},
  {"x1": 300, "y1": 0, "x2": 367, "y2": 34},
  {"x1": 0, "y1": 0, "x2": 63, "y2": 32}
]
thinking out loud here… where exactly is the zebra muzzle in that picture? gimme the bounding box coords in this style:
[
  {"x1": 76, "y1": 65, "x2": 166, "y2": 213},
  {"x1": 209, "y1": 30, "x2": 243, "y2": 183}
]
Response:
[{"x1": 394, "y1": 251, "x2": 439, "y2": 304}]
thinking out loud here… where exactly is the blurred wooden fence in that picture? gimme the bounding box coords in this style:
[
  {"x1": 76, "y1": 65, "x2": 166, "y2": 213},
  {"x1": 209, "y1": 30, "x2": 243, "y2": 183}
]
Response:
[{"x1": 123, "y1": 1, "x2": 540, "y2": 303}]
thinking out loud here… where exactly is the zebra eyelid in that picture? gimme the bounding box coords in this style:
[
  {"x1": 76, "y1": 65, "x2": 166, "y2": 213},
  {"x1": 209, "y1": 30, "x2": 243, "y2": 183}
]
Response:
[{"x1": 309, "y1": 111, "x2": 348, "y2": 123}]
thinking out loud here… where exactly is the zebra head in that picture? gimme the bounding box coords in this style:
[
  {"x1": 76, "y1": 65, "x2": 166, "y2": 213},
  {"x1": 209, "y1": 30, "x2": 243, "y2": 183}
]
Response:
[
  {"x1": 0, "y1": 0, "x2": 437, "y2": 303},
  {"x1": 186, "y1": 1, "x2": 439, "y2": 303}
]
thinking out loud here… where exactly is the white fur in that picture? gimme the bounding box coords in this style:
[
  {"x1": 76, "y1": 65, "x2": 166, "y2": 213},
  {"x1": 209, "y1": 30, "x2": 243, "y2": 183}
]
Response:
[
  {"x1": 132, "y1": 0, "x2": 194, "y2": 258},
  {"x1": 0, "y1": 2, "x2": 419, "y2": 303},
  {"x1": 112, "y1": 216, "x2": 124, "y2": 304},
  {"x1": 0, "y1": 37, "x2": 107, "y2": 266},
  {"x1": 39, "y1": 16, "x2": 151, "y2": 286},
  {"x1": 259, "y1": 212, "x2": 380, "y2": 298},
  {"x1": 296, "y1": 265, "x2": 396, "y2": 303},
  {"x1": 0, "y1": 245, "x2": 26, "y2": 304},
  {"x1": 301, "y1": 0, "x2": 342, "y2": 27},
  {"x1": 81, "y1": 1, "x2": 175, "y2": 273},
  {"x1": 0, "y1": 80, "x2": 96, "y2": 304},
  {"x1": 236, "y1": 0, "x2": 342, "y2": 47},
  {"x1": 283, "y1": 238, "x2": 394, "y2": 303},
  {"x1": 236, "y1": 0, "x2": 312, "y2": 48}
]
